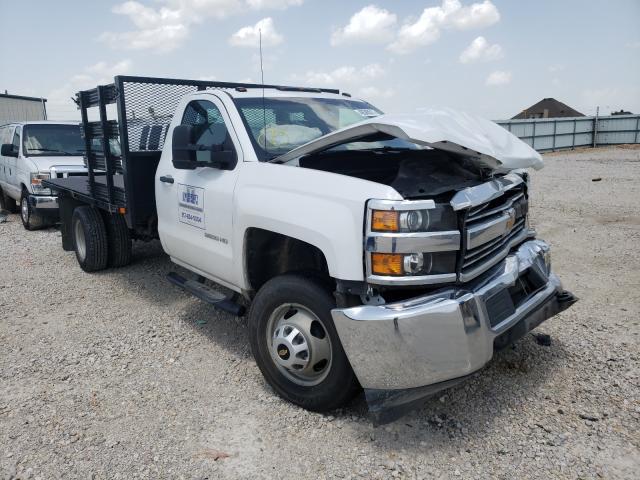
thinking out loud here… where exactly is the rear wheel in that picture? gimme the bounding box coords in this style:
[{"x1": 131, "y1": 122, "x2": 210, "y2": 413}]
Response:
[
  {"x1": 248, "y1": 274, "x2": 360, "y2": 411},
  {"x1": 72, "y1": 206, "x2": 108, "y2": 272},
  {"x1": 102, "y1": 212, "x2": 132, "y2": 268},
  {"x1": 21, "y1": 190, "x2": 44, "y2": 230},
  {"x1": 0, "y1": 187, "x2": 18, "y2": 213}
]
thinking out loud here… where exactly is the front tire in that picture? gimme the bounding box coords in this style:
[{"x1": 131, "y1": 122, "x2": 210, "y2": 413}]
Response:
[
  {"x1": 21, "y1": 190, "x2": 44, "y2": 230},
  {"x1": 249, "y1": 274, "x2": 360, "y2": 412},
  {"x1": 72, "y1": 206, "x2": 108, "y2": 272}
]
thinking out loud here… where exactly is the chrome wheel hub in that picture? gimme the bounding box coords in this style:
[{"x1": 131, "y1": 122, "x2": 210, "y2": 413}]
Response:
[
  {"x1": 267, "y1": 304, "x2": 332, "y2": 386},
  {"x1": 74, "y1": 220, "x2": 87, "y2": 261}
]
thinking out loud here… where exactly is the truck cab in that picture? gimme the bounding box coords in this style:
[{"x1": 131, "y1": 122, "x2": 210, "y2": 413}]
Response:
[
  {"x1": 0, "y1": 121, "x2": 87, "y2": 229},
  {"x1": 45, "y1": 76, "x2": 576, "y2": 421}
]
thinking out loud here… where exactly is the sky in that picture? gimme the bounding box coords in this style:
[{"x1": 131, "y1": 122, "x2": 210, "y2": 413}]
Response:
[{"x1": 1, "y1": 0, "x2": 639, "y2": 120}]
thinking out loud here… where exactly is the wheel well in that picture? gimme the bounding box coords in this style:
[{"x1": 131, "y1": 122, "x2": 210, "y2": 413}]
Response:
[{"x1": 245, "y1": 228, "x2": 331, "y2": 293}]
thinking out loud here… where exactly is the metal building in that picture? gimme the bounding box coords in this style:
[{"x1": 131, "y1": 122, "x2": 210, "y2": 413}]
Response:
[{"x1": 0, "y1": 92, "x2": 47, "y2": 124}]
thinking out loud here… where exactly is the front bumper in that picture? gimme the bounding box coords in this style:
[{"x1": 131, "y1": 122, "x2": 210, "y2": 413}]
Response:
[
  {"x1": 28, "y1": 195, "x2": 58, "y2": 211},
  {"x1": 331, "y1": 239, "x2": 576, "y2": 422}
]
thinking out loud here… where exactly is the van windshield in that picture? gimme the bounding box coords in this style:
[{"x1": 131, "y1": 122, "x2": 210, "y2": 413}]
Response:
[
  {"x1": 23, "y1": 124, "x2": 85, "y2": 157},
  {"x1": 233, "y1": 97, "x2": 383, "y2": 161}
]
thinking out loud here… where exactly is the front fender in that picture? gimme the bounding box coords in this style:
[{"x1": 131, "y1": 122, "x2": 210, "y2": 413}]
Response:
[{"x1": 234, "y1": 162, "x2": 401, "y2": 286}]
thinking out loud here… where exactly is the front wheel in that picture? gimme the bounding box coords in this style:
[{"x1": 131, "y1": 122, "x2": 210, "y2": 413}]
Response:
[
  {"x1": 248, "y1": 274, "x2": 360, "y2": 412},
  {"x1": 20, "y1": 191, "x2": 44, "y2": 230}
]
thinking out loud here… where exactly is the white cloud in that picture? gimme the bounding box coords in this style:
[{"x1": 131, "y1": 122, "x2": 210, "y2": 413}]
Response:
[
  {"x1": 101, "y1": 0, "x2": 302, "y2": 52},
  {"x1": 625, "y1": 41, "x2": 640, "y2": 49},
  {"x1": 246, "y1": 0, "x2": 303, "y2": 9},
  {"x1": 300, "y1": 63, "x2": 385, "y2": 86},
  {"x1": 331, "y1": 5, "x2": 397, "y2": 46},
  {"x1": 229, "y1": 17, "x2": 283, "y2": 48},
  {"x1": 485, "y1": 70, "x2": 511, "y2": 86},
  {"x1": 459, "y1": 36, "x2": 503, "y2": 63},
  {"x1": 389, "y1": 0, "x2": 500, "y2": 54},
  {"x1": 358, "y1": 86, "x2": 395, "y2": 100},
  {"x1": 547, "y1": 64, "x2": 565, "y2": 73},
  {"x1": 47, "y1": 60, "x2": 133, "y2": 119}
]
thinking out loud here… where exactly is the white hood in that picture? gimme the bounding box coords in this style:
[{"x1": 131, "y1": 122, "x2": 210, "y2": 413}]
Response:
[
  {"x1": 274, "y1": 109, "x2": 543, "y2": 172},
  {"x1": 29, "y1": 155, "x2": 85, "y2": 172}
]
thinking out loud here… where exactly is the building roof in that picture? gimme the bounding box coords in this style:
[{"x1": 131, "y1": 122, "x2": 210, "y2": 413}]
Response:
[
  {"x1": 0, "y1": 92, "x2": 47, "y2": 103},
  {"x1": 512, "y1": 98, "x2": 583, "y2": 119}
]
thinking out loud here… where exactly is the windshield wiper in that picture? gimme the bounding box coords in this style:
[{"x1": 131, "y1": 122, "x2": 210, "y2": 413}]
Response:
[{"x1": 28, "y1": 148, "x2": 63, "y2": 152}]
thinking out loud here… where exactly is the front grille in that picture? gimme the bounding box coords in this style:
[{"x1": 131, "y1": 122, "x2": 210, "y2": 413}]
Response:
[{"x1": 460, "y1": 184, "x2": 528, "y2": 280}]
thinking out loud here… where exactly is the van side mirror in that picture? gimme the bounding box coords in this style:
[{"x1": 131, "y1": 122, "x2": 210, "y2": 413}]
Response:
[
  {"x1": 171, "y1": 125, "x2": 238, "y2": 171},
  {"x1": 1, "y1": 144, "x2": 17, "y2": 157}
]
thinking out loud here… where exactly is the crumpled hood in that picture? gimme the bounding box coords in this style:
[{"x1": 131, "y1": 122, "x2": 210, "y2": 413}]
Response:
[
  {"x1": 28, "y1": 155, "x2": 85, "y2": 172},
  {"x1": 274, "y1": 109, "x2": 543, "y2": 172}
]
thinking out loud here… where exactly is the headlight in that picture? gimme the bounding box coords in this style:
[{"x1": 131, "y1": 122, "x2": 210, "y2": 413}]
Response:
[
  {"x1": 371, "y1": 204, "x2": 457, "y2": 233},
  {"x1": 371, "y1": 252, "x2": 457, "y2": 277},
  {"x1": 30, "y1": 172, "x2": 51, "y2": 192},
  {"x1": 367, "y1": 199, "x2": 460, "y2": 284}
]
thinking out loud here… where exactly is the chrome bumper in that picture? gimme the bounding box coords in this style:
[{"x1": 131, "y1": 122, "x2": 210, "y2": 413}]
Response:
[
  {"x1": 28, "y1": 195, "x2": 58, "y2": 210},
  {"x1": 332, "y1": 240, "x2": 576, "y2": 420}
]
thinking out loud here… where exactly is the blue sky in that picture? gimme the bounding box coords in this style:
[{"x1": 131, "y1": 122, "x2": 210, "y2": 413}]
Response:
[{"x1": 1, "y1": 0, "x2": 638, "y2": 120}]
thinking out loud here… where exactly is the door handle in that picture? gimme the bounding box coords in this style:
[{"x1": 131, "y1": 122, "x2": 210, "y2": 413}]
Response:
[{"x1": 159, "y1": 175, "x2": 174, "y2": 184}]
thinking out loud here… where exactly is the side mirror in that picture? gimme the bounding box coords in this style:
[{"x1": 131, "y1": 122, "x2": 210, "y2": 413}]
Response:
[
  {"x1": 171, "y1": 125, "x2": 238, "y2": 171},
  {"x1": 1, "y1": 144, "x2": 17, "y2": 157},
  {"x1": 172, "y1": 125, "x2": 197, "y2": 170}
]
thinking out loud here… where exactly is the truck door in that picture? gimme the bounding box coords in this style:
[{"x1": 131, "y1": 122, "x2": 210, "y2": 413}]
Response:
[
  {"x1": 6, "y1": 126, "x2": 21, "y2": 198},
  {"x1": 156, "y1": 95, "x2": 242, "y2": 287},
  {"x1": 0, "y1": 126, "x2": 7, "y2": 186}
]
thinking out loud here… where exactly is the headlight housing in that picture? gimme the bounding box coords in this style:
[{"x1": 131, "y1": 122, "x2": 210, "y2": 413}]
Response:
[
  {"x1": 366, "y1": 199, "x2": 460, "y2": 285},
  {"x1": 30, "y1": 172, "x2": 51, "y2": 193}
]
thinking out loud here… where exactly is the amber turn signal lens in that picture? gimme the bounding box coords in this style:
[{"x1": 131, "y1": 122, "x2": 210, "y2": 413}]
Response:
[
  {"x1": 371, "y1": 210, "x2": 399, "y2": 232},
  {"x1": 371, "y1": 253, "x2": 404, "y2": 276}
]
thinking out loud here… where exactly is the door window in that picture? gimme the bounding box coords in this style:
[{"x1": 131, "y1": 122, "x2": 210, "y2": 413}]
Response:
[
  {"x1": 11, "y1": 127, "x2": 21, "y2": 155},
  {"x1": 181, "y1": 100, "x2": 235, "y2": 164}
]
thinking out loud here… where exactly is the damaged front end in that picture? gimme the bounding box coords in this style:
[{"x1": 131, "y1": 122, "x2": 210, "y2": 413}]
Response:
[
  {"x1": 332, "y1": 240, "x2": 577, "y2": 424},
  {"x1": 278, "y1": 109, "x2": 575, "y2": 422}
]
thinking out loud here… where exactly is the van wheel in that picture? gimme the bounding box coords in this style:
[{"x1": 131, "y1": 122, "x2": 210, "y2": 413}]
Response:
[
  {"x1": 248, "y1": 274, "x2": 360, "y2": 412},
  {"x1": 21, "y1": 190, "x2": 44, "y2": 230},
  {"x1": 102, "y1": 212, "x2": 132, "y2": 268},
  {"x1": 0, "y1": 188, "x2": 18, "y2": 213},
  {"x1": 72, "y1": 206, "x2": 108, "y2": 272}
]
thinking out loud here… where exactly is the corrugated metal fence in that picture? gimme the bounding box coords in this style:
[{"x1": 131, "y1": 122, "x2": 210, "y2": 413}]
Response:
[{"x1": 496, "y1": 114, "x2": 640, "y2": 151}]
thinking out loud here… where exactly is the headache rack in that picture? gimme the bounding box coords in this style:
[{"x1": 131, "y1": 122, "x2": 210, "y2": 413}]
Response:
[{"x1": 44, "y1": 75, "x2": 341, "y2": 237}]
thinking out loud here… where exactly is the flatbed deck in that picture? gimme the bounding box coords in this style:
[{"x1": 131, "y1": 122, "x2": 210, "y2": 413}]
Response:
[{"x1": 44, "y1": 175, "x2": 126, "y2": 211}]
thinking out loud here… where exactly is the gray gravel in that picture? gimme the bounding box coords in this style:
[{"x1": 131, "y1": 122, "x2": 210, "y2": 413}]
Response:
[{"x1": 1, "y1": 146, "x2": 639, "y2": 479}]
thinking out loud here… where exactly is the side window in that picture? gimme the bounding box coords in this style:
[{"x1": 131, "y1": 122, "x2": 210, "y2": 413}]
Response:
[
  {"x1": 12, "y1": 127, "x2": 21, "y2": 155},
  {"x1": 181, "y1": 100, "x2": 234, "y2": 164}
]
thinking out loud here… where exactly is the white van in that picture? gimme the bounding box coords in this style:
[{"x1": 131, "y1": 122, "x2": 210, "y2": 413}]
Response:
[{"x1": 0, "y1": 121, "x2": 87, "y2": 229}]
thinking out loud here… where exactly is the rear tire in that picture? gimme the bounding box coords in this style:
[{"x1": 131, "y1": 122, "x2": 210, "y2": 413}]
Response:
[
  {"x1": 248, "y1": 274, "x2": 360, "y2": 412},
  {"x1": 0, "y1": 188, "x2": 18, "y2": 213},
  {"x1": 102, "y1": 212, "x2": 132, "y2": 268},
  {"x1": 72, "y1": 206, "x2": 108, "y2": 272},
  {"x1": 20, "y1": 190, "x2": 44, "y2": 231}
]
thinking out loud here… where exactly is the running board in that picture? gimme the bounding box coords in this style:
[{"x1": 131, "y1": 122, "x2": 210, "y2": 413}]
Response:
[{"x1": 167, "y1": 272, "x2": 246, "y2": 317}]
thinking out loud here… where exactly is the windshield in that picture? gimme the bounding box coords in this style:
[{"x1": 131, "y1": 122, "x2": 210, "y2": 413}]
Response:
[
  {"x1": 23, "y1": 124, "x2": 85, "y2": 157},
  {"x1": 233, "y1": 97, "x2": 383, "y2": 161}
]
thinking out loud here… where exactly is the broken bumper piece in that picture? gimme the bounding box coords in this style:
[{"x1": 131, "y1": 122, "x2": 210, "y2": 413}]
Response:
[{"x1": 331, "y1": 240, "x2": 577, "y2": 423}]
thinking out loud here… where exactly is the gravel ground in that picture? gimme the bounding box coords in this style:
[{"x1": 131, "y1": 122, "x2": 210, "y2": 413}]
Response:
[{"x1": 1, "y1": 146, "x2": 639, "y2": 479}]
